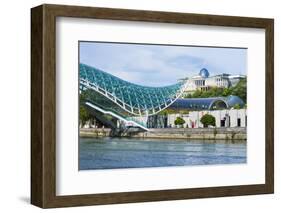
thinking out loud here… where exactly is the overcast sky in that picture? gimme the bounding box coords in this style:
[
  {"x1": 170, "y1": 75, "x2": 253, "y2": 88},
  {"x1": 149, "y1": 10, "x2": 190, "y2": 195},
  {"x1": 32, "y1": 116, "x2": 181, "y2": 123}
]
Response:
[{"x1": 79, "y1": 42, "x2": 247, "y2": 87}]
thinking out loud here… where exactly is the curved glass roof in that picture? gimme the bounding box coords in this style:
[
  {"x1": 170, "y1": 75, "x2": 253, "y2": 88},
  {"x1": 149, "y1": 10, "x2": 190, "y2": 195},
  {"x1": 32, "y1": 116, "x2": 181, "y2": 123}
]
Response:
[
  {"x1": 169, "y1": 95, "x2": 245, "y2": 111},
  {"x1": 169, "y1": 97, "x2": 228, "y2": 110},
  {"x1": 226, "y1": 95, "x2": 245, "y2": 108},
  {"x1": 80, "y1": 63, "x2": 188, "y2": 116}
]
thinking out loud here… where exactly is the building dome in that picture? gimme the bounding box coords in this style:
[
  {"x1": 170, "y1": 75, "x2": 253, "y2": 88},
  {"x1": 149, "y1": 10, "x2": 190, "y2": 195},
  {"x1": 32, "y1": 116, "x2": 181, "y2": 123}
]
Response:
[
  {"x1": 226, "y1": 95, "x2": 245, "y2": 108},
  {"x1": 199, "y1": 68, "x2": 210, "y2": 78}
]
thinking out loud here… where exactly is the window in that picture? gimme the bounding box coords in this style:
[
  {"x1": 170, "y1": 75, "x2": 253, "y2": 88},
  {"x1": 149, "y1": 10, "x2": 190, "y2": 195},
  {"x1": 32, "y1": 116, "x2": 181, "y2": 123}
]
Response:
[{"x1": 237, "y1": 118, "x2": 241, "y2": 127}]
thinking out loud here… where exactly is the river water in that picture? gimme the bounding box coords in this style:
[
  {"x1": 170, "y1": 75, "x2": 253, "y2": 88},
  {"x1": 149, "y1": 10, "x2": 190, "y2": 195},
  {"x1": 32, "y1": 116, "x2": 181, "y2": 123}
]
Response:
[{"x1": 79, "y1": 137, "x2": 246, "y2": 170}]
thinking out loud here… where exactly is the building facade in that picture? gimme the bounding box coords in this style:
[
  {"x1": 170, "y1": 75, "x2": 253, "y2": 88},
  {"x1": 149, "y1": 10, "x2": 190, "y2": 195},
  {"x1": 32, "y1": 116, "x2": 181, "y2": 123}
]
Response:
[
  {"x1": 182, "y1": 68, "x2": 246, "y2": 93},
  {"x1": 167, "y1": 109, "x2": 247, "y2": 128}
]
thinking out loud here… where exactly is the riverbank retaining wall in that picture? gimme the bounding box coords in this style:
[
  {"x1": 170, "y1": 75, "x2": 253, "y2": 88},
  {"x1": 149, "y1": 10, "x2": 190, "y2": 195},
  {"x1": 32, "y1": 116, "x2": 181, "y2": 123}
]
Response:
[
  {"x1": 80, "y1": 127, "x2": 246, "y2": 140},
  {"x1": 131, "y1": 127, "x2": 246, "y2": 140},
  {"x1": 80, "y1": 128, "x2": 111, "y2": 137}
]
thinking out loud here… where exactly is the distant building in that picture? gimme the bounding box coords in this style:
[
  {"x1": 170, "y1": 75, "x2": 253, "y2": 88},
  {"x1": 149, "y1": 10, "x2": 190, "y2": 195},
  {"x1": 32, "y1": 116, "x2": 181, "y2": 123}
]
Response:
[
  {"x1": 169, "y1": 95, "x2": 245, "y2": 111},
  {"x1": 166, "y1": 109, "x2": 247, "y2": 128},
  {"x1": 146, "y1": 96, "x2": 246, "y2": 128},
  {"x1": 180, "y1": 68, "x2": 246, "y2": 93}
]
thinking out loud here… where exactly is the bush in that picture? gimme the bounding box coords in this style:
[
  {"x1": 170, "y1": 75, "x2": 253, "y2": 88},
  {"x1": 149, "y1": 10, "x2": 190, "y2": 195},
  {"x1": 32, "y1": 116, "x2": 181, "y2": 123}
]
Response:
[
  {"x1": 233, "y1": 104, "x2": 241, "y2": 109},
  {"x1": 200, "y1": 114, "x2": 216, "y2": 127},
  {"x1": 79, "y1": 105, "x2": 90, "y2": 127},
  {"x1": 182, "y1": 78, "x2": 247, "y2": 104},
  {"x1": 174, "y1": 117, "x2": 185, "y2": 126}
]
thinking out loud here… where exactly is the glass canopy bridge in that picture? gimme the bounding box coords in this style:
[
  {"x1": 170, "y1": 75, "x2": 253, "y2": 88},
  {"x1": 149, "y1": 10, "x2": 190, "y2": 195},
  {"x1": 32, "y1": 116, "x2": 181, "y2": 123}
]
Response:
[{"x1": 79, "y1": 63, "x2": 189, "y2": 131}]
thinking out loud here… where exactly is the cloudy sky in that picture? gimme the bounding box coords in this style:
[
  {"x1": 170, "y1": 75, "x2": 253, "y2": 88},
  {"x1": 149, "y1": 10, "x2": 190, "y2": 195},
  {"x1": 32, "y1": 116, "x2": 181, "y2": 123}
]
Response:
[{"x1": 79, "y1": 42, "x2": 247, "y2": 87}]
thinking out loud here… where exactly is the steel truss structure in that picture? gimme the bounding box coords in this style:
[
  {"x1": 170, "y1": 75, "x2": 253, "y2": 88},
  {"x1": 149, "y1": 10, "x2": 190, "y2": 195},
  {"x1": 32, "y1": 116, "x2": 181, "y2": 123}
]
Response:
[{"x1": 80, "y1": 63, "x2": 188, "y2": 117}]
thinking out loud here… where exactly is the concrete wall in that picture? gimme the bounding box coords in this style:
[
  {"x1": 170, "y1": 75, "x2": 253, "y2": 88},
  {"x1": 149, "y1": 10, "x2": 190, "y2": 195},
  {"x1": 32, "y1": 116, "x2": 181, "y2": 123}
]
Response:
[
  {"x1": 167, "y1": 113, "x2": 190, "y2": 128},
  {"x1": 130, "y1": 127, "x2": 246, "y2": 140},
  {"x1": 79, "y1": 127, "x2": 246, "y2": 140},
  {"x1": 80, "y1": 128, "x2": 111, "y2": 137},
  {"x1": 81, "y1": 109, "x2": 247, "y2": 130},
  {"x1": 167, "y1": 109, "x2": 247, "y2": 128}
]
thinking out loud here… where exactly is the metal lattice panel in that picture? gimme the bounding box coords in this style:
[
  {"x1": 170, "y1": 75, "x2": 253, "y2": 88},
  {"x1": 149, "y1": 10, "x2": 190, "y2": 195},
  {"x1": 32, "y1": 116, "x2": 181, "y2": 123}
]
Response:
[{"x1": 80, "y1": 63, "x2": 188, "y2": 116}]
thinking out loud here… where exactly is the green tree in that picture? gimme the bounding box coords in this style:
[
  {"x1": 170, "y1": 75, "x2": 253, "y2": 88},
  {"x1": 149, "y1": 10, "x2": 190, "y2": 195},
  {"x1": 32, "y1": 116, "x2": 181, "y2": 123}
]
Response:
[
  {"x1": 183, "y1": 93, "x2": 193, "y2": 98},
  {"x1": 222, "y1": 88, "x2": 231, "y2": 97},
  {"x1": 157, "y1": 110, "x2": 168, "y2": 116},
  {"x1": 192, "y1": 89, "x2": 203, "y2": 98},
  {"x1": 79, "y1": 105, "x2": 90, "y2": 127},
  {"x1": 174, "y1": 117, "x2": 185, "y2": 126},
  {"x1": 79, "y1": 91, "x2": 90, "y2": 127},
  {"x1": 233, "y1": 103, "x2": 241, "y2": 109},
  {"x1": 181, "y1": 78, "x2": 247, "y2": 104},
  {"x1": 230, "y1": 78, "x2": 247, "y2": 103},
  {"x1": 200, "y1": 114, "x2": 216, "y2": 127}
]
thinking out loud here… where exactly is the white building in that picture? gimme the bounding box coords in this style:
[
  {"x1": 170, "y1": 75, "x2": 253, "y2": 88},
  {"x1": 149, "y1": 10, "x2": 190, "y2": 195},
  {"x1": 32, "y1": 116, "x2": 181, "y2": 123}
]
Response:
[
  {"x1": 167, "y1": 109, "x2": 247, "y2": 128},
  {"x1": 181, "y1": 68, "x2": 246, "y2": 93}
]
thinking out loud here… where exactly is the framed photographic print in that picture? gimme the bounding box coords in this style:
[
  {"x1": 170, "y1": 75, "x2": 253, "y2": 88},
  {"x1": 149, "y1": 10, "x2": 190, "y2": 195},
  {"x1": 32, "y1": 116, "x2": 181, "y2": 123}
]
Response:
[{"x1": 31, "y1": 4, "x2": 274, "y2": 208}]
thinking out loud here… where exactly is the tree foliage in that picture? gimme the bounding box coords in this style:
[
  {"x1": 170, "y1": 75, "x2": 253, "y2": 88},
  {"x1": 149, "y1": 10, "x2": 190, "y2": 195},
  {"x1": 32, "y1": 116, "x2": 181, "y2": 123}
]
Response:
[
  {"x1": 200, "y1": 114, "x2": 216, "y2": 127},
  {"x1": 183, "y1": 78, "x2": 247, "y2": 103},
  {"x1": 233, "y1": 104, "x2": 241, "y2": 109},
  {"x1": 230, "y1": 78, "x2": 247, "y2": 103},
  {"x1": 158, "y1": 108, "x2": 189, "y2": 115},
  {"x1": 79, "y1": 105, "x2": 90, "y2": 127},
  {"x1": 174, "y1": 117, "x2": 185, "y2": 126},
  {"x1": 79, "y1": 91, "x2": 91, "y2": 126}
]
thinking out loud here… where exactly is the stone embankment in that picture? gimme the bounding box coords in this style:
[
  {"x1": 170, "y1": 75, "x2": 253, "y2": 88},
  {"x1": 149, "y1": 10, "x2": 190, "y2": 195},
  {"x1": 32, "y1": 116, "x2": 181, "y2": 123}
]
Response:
[{"x1": 80, "y1": 127, "x2": 246, "y2": 140}]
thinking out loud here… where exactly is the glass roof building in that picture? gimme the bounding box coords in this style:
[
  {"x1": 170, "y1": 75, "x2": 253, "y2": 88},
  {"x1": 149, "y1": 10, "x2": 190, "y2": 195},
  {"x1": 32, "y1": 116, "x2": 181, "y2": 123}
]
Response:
[
  {"x1": 169, "y1": 95, "x2": 244, "y2": 111},
  {"x1": 226, "y1": 95, "x2": 245, "y2": 108},
  {"x1": 169, "y1": 97, "x2": 228, "y2": 110}
]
